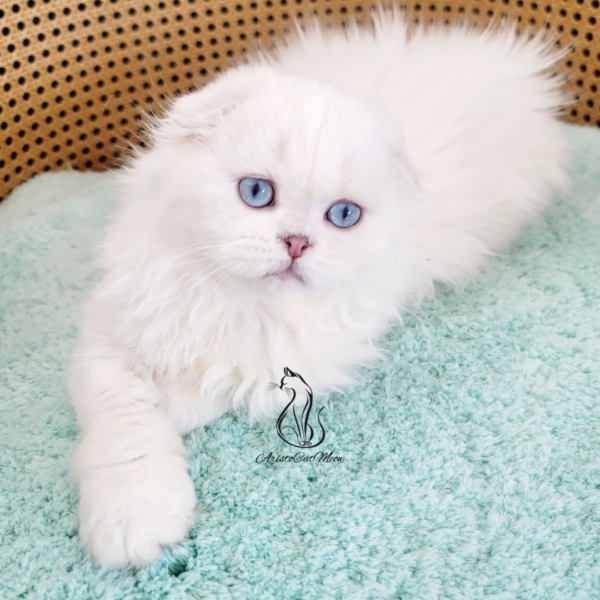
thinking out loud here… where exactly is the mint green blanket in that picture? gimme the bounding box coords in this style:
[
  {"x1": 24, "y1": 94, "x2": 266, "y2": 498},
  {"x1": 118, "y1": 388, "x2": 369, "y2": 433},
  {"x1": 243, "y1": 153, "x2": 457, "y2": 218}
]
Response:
[{"x1": 1, "y1": 125, "x2": 599, "y2": 599}]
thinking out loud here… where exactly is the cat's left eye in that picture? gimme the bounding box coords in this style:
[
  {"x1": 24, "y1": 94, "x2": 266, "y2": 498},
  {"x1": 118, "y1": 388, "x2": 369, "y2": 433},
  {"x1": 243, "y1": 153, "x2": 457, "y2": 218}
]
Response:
[
  {"x1": 325, "y1": 201, "x2": 362, "y2": 228},
  {"x1": 238, "y1": 177, "x2": 275, "y2": 208}
]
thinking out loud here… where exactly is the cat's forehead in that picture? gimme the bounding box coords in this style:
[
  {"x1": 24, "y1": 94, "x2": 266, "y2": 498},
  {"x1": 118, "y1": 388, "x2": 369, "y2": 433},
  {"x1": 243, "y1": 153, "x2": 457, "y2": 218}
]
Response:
[{"x1": 224, "y1": 79, "x2": 390, "y2": 180}]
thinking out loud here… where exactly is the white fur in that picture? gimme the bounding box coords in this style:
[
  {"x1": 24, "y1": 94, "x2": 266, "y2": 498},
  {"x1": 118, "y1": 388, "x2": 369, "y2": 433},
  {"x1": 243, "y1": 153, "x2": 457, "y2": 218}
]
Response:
[{"x1": 68, "y1": 13, "x2": 570, "y2": 567}]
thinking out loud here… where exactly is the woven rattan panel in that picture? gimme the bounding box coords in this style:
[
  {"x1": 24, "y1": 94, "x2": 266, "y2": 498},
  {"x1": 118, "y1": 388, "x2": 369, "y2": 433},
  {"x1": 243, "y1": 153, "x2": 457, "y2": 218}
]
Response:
[{"x1": 0, "y1": 0, "x2": 598, "y2": 198}]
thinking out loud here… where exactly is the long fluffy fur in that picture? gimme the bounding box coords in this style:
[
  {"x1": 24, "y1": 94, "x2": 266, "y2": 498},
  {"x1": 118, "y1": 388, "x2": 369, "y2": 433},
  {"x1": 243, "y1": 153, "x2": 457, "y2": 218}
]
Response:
[{"x1": 68, "y1": 12, "x2": 570, "y2": 568}]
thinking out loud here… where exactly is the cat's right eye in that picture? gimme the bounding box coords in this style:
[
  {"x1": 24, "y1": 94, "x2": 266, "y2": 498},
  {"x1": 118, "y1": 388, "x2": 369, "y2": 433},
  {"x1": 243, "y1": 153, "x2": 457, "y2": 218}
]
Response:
[
  {"x1": 325, "y1": 201, "x2": 362, "y2": 228},
  {"x1": 238, "y1": 177, "x2": 275, "y2": 208}
]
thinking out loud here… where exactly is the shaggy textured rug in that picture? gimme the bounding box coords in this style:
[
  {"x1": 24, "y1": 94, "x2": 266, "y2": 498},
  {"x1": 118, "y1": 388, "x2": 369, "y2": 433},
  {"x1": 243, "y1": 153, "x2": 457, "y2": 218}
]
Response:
[{"x1": 1, "y1": 124, "x2": 599, "y2": 600}]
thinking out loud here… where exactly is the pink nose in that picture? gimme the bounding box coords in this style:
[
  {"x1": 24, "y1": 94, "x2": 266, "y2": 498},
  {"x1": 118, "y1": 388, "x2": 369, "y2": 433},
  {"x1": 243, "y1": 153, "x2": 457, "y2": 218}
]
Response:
[{"x1": 284, "y1": 235, "x2": 309, "y2": 259}]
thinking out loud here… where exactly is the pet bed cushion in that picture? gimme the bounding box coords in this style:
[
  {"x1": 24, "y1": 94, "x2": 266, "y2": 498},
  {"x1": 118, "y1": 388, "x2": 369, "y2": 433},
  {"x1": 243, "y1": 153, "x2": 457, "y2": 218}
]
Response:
[{"x1": 0, "y1": 124, "x2": 599, "y2": 599}]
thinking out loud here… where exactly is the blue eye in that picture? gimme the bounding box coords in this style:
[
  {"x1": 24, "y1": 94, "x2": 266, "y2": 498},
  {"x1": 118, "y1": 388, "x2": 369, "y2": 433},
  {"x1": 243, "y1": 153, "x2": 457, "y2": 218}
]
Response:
[
  {"x1": 325, "y1": 201, "x2": 362, "y2": 228},
  {"x1": 239, "y1": 177, "x2": 275, "y2": 208}
]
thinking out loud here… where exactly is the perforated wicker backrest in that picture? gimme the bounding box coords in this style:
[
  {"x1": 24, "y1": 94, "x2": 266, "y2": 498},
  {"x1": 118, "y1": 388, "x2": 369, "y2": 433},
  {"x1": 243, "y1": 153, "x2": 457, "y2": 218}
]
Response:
[{"x1": 0, "y1": 0, "x2": 597, "y2": 199}]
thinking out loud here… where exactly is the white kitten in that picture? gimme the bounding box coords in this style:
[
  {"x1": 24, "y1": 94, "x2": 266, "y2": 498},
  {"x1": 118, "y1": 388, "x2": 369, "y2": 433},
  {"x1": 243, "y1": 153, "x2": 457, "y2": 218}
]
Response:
[{"x1": 68, "y1": 13, "x2": 569, "y2": 568}]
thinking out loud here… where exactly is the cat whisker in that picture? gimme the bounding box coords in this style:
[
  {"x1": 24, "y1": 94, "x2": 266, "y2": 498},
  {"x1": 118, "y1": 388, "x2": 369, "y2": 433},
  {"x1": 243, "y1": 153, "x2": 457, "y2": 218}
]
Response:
[
  {"x1": 178, "y1": 257, "x2": 240, "y2": 295},
  {"x1": 171, "y1": 256, "x2": 238, "y2": 287},
  {"x1": 208, "y1": 265, "x2": 237, "y2": 294},
  {"x1": 140, "y1": 238, "x2": 233, "y2": 270},
  {"x1": 126, "y1": 258, "x2": 239, "y2": 320}
]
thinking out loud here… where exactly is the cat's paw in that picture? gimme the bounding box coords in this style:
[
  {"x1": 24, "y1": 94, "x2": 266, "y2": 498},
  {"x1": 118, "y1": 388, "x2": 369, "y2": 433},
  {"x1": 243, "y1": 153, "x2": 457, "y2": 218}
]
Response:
[{"x1": 76, "y1": 456, "x2": 197, "y2": 569}]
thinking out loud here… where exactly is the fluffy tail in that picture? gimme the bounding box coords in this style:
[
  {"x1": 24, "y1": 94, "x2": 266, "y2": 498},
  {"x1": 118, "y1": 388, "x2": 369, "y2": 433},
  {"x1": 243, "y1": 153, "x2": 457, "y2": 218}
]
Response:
[{"x1": 395, "y1": 24, "x2": 571, "y2": 302}]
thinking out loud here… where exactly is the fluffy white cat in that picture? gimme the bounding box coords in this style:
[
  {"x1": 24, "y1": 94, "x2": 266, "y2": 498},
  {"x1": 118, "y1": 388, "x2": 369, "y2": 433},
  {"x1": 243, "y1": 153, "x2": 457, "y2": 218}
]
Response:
[{"x1": 68, "y1": 12, "x2": 569, "y2": 568}]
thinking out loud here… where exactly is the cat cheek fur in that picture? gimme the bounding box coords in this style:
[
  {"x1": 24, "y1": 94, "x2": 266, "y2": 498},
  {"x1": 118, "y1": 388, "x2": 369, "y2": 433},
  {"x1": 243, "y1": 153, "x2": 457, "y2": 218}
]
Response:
[{"x1": 68, "y1": 15, "x2": 569, "y2": 568}]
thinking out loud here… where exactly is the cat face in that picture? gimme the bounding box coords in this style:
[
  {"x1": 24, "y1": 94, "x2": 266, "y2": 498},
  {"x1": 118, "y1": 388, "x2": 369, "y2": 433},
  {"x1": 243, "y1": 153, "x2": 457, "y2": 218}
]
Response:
[{"x1": 146, "y1": 65, "x2": 418, "y2": 297}]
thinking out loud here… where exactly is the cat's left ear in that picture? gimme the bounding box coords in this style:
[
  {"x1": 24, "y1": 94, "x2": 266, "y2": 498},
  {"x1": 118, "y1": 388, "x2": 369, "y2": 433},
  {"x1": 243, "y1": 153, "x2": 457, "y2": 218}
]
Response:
[
  {"x1": 155, "y1": 64, "x2": 278, "y2": 143},
  {"x1": 394, "y1": 148, "x2": 421, "y2": 192},
  {"x1": 382, "y1": 119, "x2": 421, "y2": 192}
]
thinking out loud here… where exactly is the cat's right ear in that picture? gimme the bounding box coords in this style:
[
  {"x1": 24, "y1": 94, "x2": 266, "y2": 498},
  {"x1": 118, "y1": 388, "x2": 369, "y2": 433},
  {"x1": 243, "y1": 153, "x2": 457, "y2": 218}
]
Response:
[{"x1": 154, "y1": 64, "x2": 277, "y2": 144}]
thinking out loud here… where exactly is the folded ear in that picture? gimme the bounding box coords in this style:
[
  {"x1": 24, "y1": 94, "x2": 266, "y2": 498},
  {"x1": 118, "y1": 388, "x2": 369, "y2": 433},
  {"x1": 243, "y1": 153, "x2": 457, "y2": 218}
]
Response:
[
  {"x1": 394, "y1": 146, "x2": 421, "y2": 192},
  {"x1": 382, "y1": 118, "x2": 421, "y2": 192},
  {"x1": 155, "y1": 64, "x2": 278, "y2": 143}
]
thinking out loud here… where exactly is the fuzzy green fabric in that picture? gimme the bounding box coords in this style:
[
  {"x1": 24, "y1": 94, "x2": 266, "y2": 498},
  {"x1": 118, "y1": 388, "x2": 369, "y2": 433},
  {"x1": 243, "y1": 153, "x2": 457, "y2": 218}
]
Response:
[{"x1": 1, "y1": 124, "x2": 599, "y2": 600}]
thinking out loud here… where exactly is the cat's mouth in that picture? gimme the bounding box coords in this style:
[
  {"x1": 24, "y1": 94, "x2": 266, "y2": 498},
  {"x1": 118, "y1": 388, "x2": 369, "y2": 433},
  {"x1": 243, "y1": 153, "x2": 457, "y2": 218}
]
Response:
[{"x1": 265, "y1": 264, "x2": 304, "y2": 284}]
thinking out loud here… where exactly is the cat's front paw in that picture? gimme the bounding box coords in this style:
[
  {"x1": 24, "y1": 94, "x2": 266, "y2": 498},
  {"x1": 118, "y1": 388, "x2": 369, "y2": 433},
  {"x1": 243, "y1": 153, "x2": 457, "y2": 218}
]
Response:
[{"x1": 76, "y1": 456, "x2": 197, "y2": 569}]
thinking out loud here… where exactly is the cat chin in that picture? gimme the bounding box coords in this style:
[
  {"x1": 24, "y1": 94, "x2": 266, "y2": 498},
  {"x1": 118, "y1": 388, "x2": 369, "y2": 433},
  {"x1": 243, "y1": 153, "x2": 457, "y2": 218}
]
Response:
[{"x1": 263, "y1": 265, "x2": 305, "y2": 285}]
